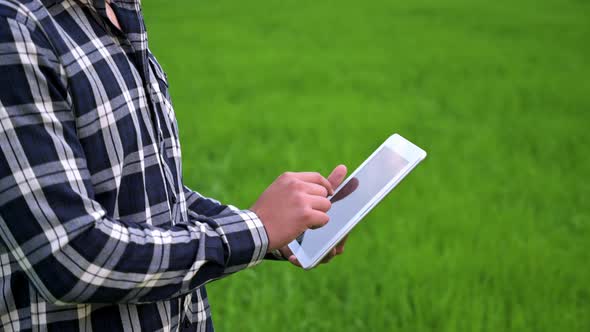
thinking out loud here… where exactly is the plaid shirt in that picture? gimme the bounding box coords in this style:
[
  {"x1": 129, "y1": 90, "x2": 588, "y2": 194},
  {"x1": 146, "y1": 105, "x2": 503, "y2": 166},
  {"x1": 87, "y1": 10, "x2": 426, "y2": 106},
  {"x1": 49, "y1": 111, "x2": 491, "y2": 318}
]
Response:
[{"x1": 0, "y1": 0, "x2": 270, "y2": 331}]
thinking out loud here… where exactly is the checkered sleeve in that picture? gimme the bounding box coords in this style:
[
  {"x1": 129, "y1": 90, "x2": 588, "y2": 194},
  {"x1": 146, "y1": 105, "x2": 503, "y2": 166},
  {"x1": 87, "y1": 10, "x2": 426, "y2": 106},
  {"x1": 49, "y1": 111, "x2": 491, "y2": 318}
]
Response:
[
  {"x1": 183, "y1": 186, "x2": 283, "y2": 261},
  {"x1": 0, "y1": 16, "x2": 267, "y2": 305},
  {"x1": 182, "y1": 185, "x2": 277, "y2": 259}
]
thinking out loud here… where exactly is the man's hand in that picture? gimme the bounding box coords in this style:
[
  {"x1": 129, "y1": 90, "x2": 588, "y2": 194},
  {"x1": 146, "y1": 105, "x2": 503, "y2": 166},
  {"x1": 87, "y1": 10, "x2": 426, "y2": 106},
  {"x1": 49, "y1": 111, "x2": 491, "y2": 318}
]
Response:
[
  {"x1": 251, "y1": 171, "x2": 334, "y2": 251},
  {"x1": 280, "y1": 164, "x2": 350, "y2": 267}
]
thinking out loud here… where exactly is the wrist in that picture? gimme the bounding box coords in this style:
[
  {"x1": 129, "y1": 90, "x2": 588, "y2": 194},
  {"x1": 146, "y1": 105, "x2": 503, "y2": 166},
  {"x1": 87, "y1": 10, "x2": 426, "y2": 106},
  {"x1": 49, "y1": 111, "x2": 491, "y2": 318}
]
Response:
[
  {"x1": 270, "y1": 248, "x2": 285, "y2": 260},
  {"x1": 249, "y1": 207, "x2": 273, "y2": 253}
]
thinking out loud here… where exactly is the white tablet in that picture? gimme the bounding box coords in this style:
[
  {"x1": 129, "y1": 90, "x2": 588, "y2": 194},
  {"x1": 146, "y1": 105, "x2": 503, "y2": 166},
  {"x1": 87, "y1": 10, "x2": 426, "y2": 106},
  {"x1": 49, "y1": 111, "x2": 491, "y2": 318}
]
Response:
[{"x1": 288, "y1": 133, "x2": 427, "y2": 269}]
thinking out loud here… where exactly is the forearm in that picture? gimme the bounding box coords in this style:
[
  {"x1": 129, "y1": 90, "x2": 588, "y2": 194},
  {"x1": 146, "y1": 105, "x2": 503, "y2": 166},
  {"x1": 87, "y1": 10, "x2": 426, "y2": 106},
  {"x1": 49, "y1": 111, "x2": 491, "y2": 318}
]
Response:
[{"x1": 0, "y1": 185, "x2": 268, "y2": 304}]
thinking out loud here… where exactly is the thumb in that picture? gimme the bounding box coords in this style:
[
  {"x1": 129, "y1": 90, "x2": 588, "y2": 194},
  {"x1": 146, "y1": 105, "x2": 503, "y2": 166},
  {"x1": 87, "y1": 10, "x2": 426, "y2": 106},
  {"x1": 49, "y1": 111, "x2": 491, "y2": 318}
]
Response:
[{"x1": 327, "y1": 165, "x2": 347, "y2": 190}]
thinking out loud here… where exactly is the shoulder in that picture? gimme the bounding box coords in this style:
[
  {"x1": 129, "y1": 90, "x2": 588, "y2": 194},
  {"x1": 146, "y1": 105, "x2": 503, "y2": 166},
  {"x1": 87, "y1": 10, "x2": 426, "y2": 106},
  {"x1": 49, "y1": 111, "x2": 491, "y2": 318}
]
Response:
[
  {"x1": 0, "y1": 0, "x2": 63, "y2": 74},
  {"x1": 0, "y1": 0, "x2": 65, "y2": 60},
  {"x1": 0, "y1": 0, "x2": 54, "y2": 32}
]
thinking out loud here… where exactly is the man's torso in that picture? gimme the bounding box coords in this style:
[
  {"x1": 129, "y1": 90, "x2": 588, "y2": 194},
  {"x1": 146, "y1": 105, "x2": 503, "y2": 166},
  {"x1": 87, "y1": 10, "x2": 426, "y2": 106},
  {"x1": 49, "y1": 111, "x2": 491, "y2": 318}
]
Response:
[{"x1": 0, "y1": 0, "x2": 211, "y2": 330}]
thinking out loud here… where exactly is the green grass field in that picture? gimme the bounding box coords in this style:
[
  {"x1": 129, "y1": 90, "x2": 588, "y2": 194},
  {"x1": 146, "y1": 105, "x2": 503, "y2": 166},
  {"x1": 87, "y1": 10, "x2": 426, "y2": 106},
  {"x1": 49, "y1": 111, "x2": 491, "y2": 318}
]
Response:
[{"x1": 143, "y1": 1, "x2": 590, "y2": 330}]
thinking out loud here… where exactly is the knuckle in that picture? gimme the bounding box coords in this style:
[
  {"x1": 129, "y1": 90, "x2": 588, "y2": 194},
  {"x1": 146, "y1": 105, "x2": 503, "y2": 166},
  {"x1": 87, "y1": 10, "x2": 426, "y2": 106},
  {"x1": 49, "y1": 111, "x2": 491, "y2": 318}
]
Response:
[
  {"x1": 288, "y1": 179, "x2": 300, "y2": 190},
  {"x1": 294, "y1": 192, "x2": 306, "y2": 205},
  {"x1": 313, "y1": 172, "x2": 323, "y2": 181},
  {"x1": 279, "y1": 172, "x2": 293, "y2": 181},
  {"x1": 293, "y1": 180, "x2": 305, "y2": 191},
  {"x1": 301, "y1": 208, "x2": 313, "y2": 221}
]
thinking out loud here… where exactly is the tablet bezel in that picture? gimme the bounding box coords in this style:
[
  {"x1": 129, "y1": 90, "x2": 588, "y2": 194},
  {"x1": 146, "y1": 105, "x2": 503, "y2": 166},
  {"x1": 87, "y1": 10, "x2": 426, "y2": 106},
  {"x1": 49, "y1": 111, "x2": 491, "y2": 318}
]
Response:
[{"x1": 287, "y1": 133, "x2": 427, "y2": 269}]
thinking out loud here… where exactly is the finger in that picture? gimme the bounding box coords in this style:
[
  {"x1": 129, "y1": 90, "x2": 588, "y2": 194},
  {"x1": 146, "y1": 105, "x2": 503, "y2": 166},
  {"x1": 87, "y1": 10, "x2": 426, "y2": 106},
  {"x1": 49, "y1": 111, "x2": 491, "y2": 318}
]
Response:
[
  {"x1": 335, "y1": 235, "x2": 348, "y2": 254},
  {"x1": 301, "y1": 182, "x2": 329, "y2": 197},
  {"x1": 279, "y1": 245, "x2": 294, "y2": 258},
  {"x1": 305, "y1": 210, "x2": 329, "y2": 229},
  {"x1": 321, "y1": 248, "x2": 337, "y2": 264},
  {"x1": 293, "y1": 172, "x2": 334, "y2": 195},
  {"x1": 288, "y1": 255, "x2": 302, "y2": 267},
  {"x1": 308, "y1": 195, "x2": 331, "y2": 212},
  {"x1": 327, "y1": 165, "x2": 347, "y2": 190}
]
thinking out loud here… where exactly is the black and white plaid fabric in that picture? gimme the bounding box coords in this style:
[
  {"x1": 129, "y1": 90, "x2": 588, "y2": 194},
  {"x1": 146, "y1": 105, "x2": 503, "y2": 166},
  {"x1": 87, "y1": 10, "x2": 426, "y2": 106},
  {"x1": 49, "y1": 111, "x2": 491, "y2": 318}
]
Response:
[{"x1": 0, "y1": 0, "x2": 269, "y2": 331}]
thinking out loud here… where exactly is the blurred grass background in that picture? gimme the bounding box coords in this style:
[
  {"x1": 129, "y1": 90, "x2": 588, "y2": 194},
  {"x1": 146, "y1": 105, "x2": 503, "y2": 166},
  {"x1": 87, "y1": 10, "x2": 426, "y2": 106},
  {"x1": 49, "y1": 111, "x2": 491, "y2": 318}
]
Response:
[{"x1": 143, "y1": 0, "x2": 590, "y2": 330}]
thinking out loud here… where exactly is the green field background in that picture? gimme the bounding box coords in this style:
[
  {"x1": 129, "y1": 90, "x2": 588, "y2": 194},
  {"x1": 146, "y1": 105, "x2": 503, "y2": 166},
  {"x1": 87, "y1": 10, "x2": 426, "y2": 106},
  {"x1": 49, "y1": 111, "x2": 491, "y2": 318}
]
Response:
[{"x1": 143, "y1": 1, "x2": 589, "y2": 331}]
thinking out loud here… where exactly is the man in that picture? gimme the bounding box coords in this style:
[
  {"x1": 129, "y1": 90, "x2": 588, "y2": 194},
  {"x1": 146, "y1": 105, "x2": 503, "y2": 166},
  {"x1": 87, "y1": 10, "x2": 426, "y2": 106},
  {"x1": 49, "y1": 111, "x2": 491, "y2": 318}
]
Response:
[{"x1": 0, "y1": 0, "x2": 347, "y2": 330}]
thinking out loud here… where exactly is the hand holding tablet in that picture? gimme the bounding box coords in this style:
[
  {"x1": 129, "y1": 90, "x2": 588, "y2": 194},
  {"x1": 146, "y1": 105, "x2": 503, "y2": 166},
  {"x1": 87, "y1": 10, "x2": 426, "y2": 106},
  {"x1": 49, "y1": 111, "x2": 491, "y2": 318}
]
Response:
[{"x1": 288, "y1": 134, "x2": 427, "y2": 269}]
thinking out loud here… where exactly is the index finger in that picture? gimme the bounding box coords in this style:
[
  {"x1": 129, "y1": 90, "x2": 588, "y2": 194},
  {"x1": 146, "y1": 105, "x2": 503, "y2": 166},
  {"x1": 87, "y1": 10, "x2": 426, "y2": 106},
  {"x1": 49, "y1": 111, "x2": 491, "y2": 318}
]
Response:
[
  {"x1": 293, "y1": 172, "x2": 334, "y2": 195},
  {"x1": 288, "y1": 255, "x2": 302, "y2": 267}
]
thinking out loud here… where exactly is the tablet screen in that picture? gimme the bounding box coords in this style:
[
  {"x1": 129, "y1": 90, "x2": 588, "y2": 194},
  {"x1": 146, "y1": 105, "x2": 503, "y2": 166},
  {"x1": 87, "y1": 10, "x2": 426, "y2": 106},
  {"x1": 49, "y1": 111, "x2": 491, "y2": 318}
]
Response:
[{"x1": 296, "y1": 146, "x2": 409, "y2": 258}]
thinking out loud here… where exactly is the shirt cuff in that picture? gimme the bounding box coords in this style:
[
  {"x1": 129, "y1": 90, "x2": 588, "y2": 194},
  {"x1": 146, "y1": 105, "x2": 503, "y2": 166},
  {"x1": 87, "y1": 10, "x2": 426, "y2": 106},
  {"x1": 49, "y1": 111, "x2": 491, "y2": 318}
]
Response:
[{"x1": 220, "y1": 207, "x2": 269, "y2": 270}]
